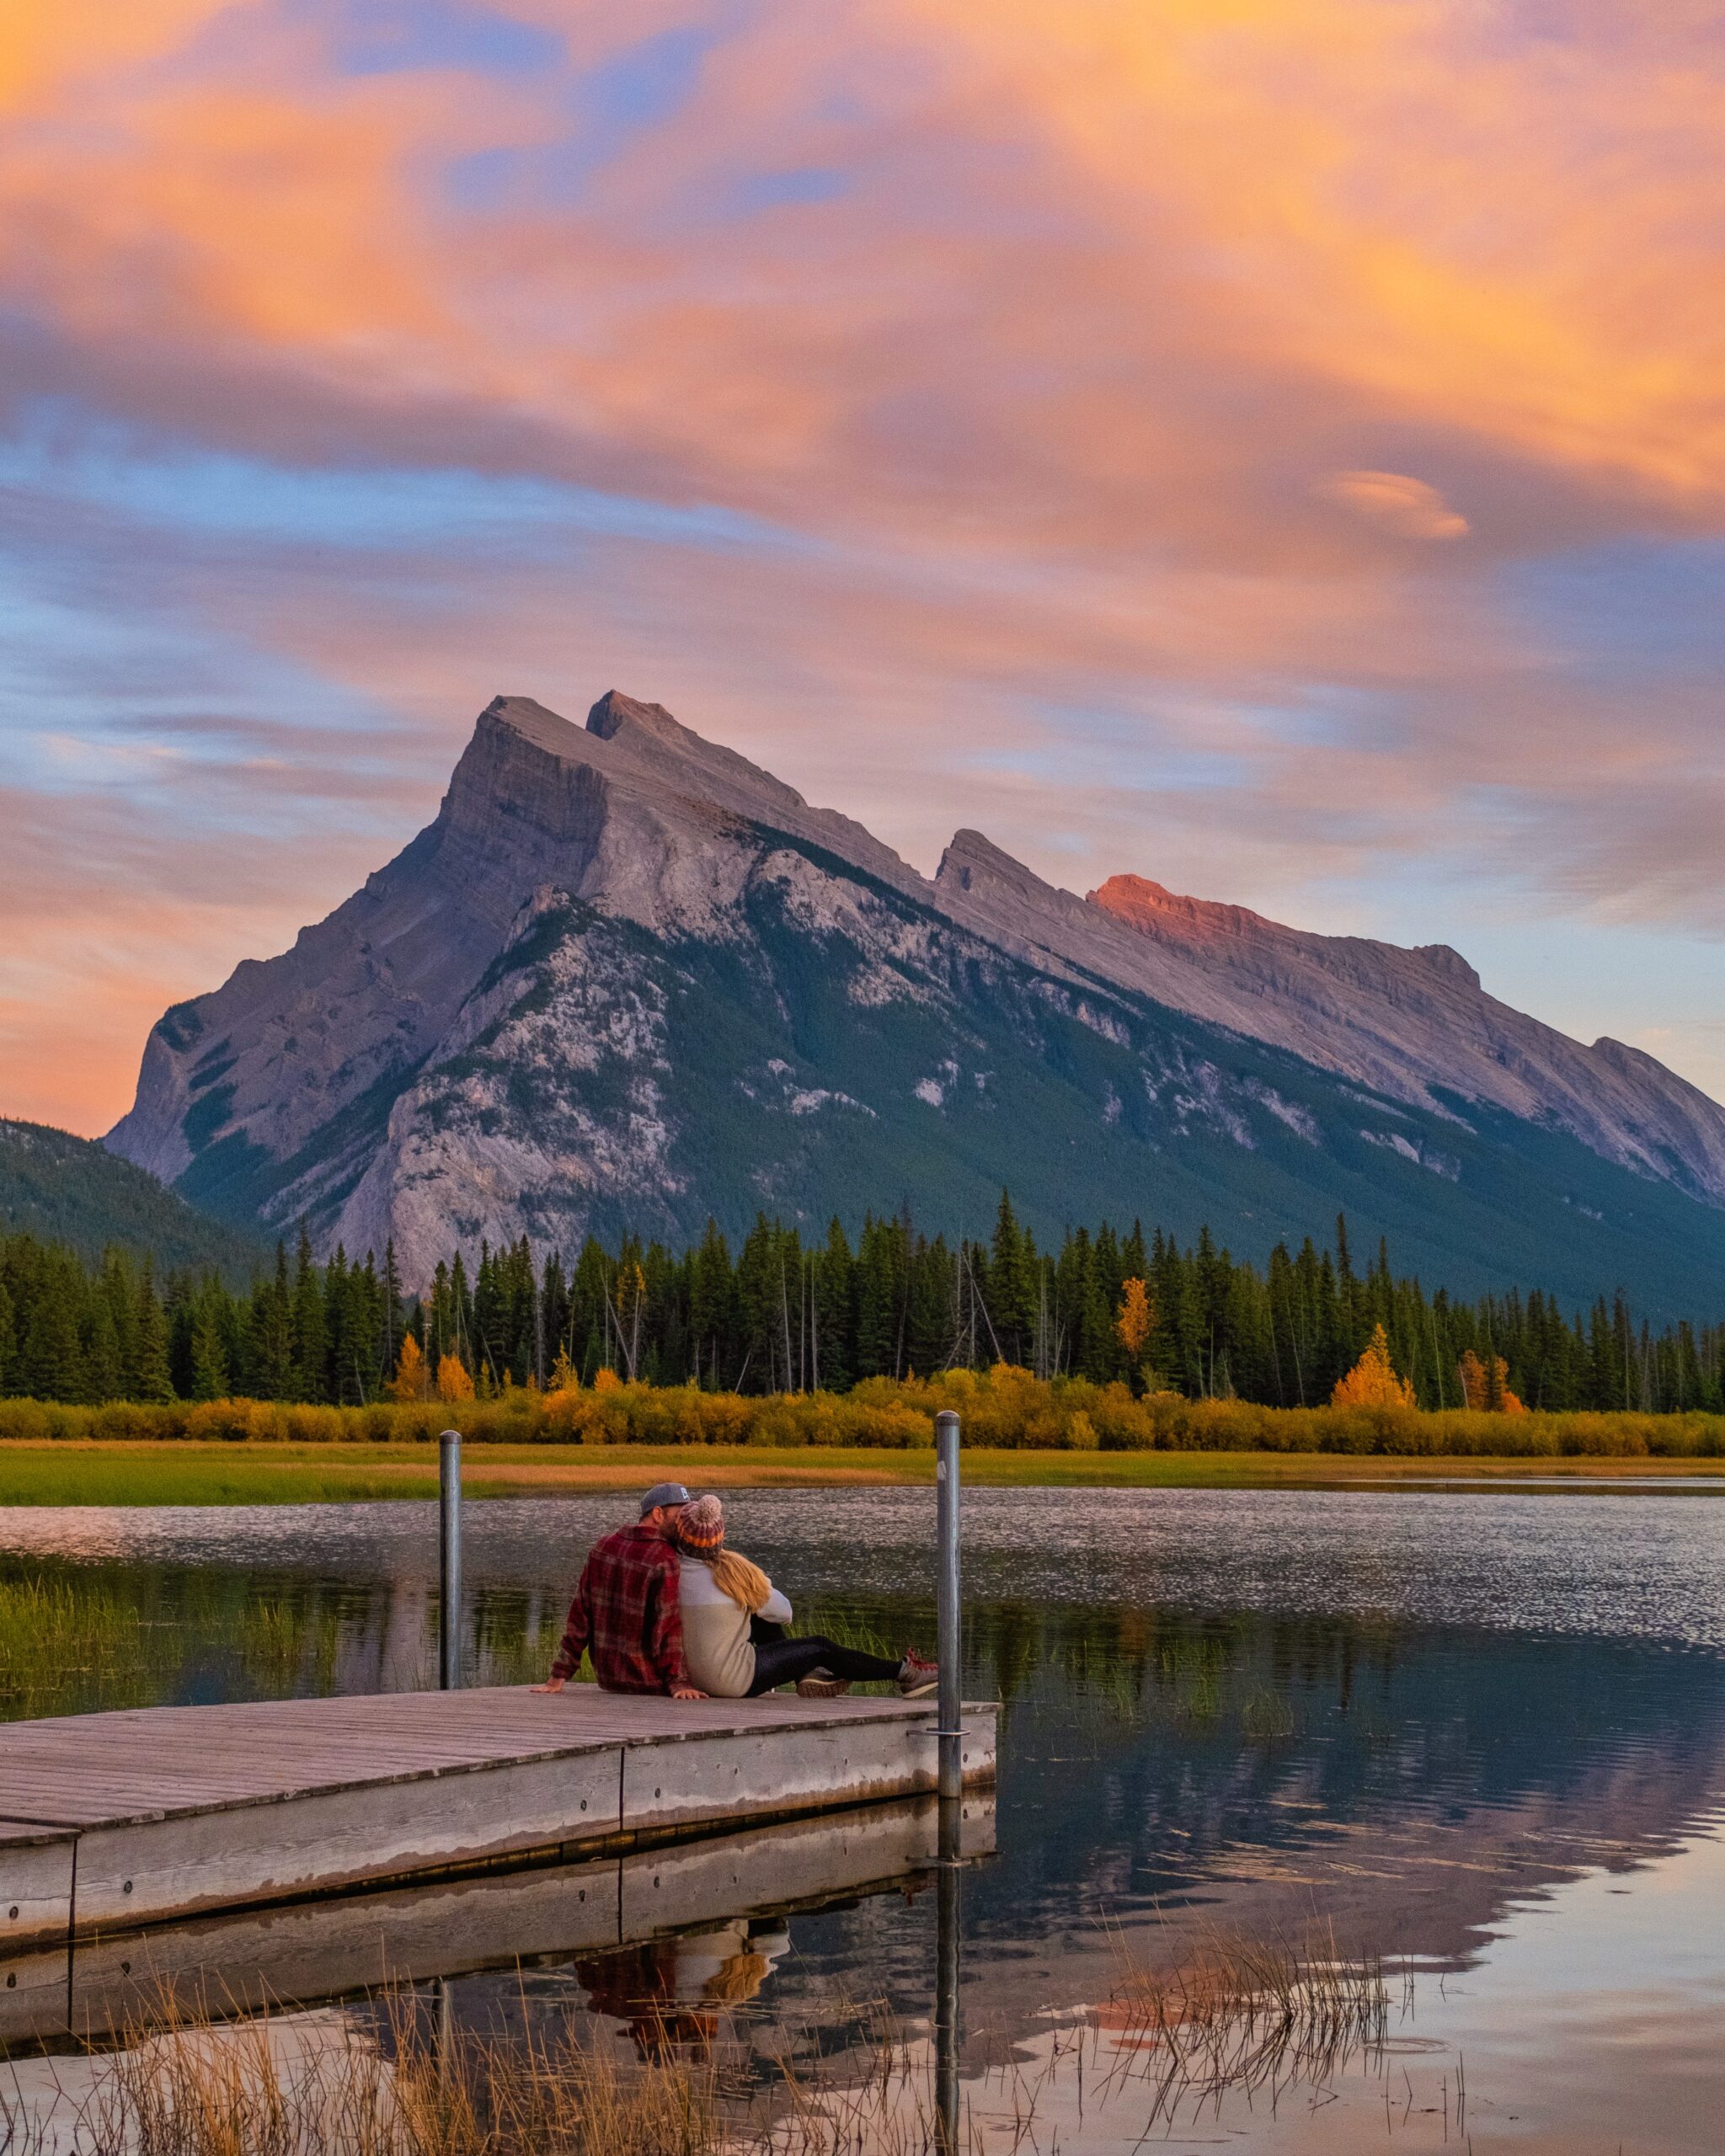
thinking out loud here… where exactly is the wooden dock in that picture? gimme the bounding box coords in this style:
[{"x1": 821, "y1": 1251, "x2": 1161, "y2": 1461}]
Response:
[{"x1": 0, "y1": 1688, "x2": 996, "y2": 1965}]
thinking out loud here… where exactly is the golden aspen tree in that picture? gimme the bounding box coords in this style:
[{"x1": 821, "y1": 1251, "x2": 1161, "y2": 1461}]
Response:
[
  {"x1": 1114, "y1": 1277, "x2": 1156, "y2": 1361},
  {"x1": 388, "y1": 1335, "x2": 429, "y2": 1403},
  {"x1": 1332, "y1": 1324, "x2": 1418, "y2": 1409},
  {"x1": 436, "y1": 1352, "x2": 475, "y2": 1403},
  {"x1": 1458, "y1": 1348, "x2": 1526, "y2": 1413}
]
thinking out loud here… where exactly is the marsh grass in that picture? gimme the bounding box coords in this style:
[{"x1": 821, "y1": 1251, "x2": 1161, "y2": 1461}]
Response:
[
  {"x1": 2, "y1": 1992, "x2": 718, "y2": 2156},
  {"x1": 0, "y1": 1574, "x2": 155, "y2": 1716},
  {"x1": 0, "y1": 1557, "x2": 604, "y2": 1719},
  {"x1": 1094, "y1": 1924, "x2": 1391, "y2": 2127},
  {"x1": 0, "y1": 1931, "x2": 1402, "y2": 2156},
  {"x1": 0, "y1": 1569, "x2": 358, "y2": 1720}
]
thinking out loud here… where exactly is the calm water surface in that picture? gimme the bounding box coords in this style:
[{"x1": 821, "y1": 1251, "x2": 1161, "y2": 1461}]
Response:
[{"x1": 4, "y1": 1486, "x2": 1724, "y2": 2152}]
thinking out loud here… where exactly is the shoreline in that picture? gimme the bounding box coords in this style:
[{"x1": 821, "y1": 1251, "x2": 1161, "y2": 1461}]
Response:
[{"x1": 2, "y1": 1439, "x2": 1722, "y2": 1507}]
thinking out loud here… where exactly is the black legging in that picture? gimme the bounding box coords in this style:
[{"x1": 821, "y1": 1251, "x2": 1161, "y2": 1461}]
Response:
[{"x1": 747, "y1": 1634, "x2": 902, "y2": 1696}]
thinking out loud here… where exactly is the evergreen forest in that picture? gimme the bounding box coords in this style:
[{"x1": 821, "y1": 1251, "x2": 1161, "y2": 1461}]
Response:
[{"x1": 1, "y1": 1198, "x2": 1722, "y2": 1416}]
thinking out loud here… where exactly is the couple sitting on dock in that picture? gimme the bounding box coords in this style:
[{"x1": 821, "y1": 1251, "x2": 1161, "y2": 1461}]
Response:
[{"x1": 533, "y1": 1481, "x2": 938, "y2": 1703}]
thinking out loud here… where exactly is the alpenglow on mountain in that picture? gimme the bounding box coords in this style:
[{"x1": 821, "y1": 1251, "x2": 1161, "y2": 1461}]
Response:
[{"x1": 109, "y1": 691, "x2": 1725, "y2": 1315}]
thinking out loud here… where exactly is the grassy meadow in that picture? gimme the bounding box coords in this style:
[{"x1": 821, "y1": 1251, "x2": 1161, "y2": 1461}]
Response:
[
  {"x1": 2, "y1": 1371, "x2": 1723, "y2": 1508},
  {"x1": 3, "y1": 1443, "x2": 1722, "y2": 1508}
]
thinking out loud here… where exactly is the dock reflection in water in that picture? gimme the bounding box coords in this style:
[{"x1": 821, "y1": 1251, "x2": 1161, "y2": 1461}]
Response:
[{"x1": 0, "y1": 1793, "x2": 996, "y2": 2052}]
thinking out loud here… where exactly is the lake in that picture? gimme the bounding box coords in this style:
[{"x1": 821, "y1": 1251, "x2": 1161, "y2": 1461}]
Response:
[{"x1": 4, "y1": 1484, "x2": 1723, "y2": 2152}]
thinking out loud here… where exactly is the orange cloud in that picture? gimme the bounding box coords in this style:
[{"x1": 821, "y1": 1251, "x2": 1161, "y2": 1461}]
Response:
[
  {"x1": 1318, "y1": 472, "x2": 1469, "y2": 541},
  {"x1": 0, "y1": 3, "x2": 228, "y2": 115},
  {"x1": 8, "y1": 1, "x2": 1722, "y2": 550}
]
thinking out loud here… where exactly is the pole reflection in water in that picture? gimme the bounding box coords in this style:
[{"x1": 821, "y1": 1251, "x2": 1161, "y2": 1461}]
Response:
[{"x1": 935, "y1": 1793, "x2": 962, "y2": 2156}]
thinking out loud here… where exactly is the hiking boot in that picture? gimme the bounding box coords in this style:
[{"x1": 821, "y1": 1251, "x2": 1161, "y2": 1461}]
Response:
[
  {"x1": 796, "y1": 1669, "x2": 852, "y2": 1699},
  {"x1": 898, "y1": 1651, "x2": 939, "y2": 1698}
]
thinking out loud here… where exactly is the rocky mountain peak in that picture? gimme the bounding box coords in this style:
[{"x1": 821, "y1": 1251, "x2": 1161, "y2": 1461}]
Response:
[
  {"x1": 937, "y1": 829, "x2": 1067, "y2": 905},
  {"x1": 104, "y1": 687, "x2": 1725, "y2": 1307},
  {"x1": 585, "y1": 687, "x2": 698, "y2": 749},
  {"x1": 1089, "y1": 873, "x2": 1277, "y2": 947},
  {"x1": 1412, "y1": 943, "x2": 1482, "y2": 991}
]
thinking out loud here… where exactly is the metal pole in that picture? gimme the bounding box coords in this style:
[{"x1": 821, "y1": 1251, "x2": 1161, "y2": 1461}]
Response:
[
  {"x1": 439, "y1": 1427, "x2": 462, "y2": 1689},
  {"x1": 935, "y1": 1408, "x2": 961, "y2": 1801}
]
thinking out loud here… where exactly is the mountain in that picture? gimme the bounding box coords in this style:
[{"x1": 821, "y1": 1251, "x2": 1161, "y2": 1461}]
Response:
[
  {"x1": 1, "y1": 1118, "x2": 266, "y2": 1277},
  {"x1": 107, "y1": 691, "x2": 1725, "y2": 1315}
]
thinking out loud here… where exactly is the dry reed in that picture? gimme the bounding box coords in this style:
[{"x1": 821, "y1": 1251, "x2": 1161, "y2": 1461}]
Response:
[{"x1": 0, "y1": 1929, "x2": 1400, "y2": 2156}]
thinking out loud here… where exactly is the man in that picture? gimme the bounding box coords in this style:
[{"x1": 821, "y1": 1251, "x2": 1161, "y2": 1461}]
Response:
[{"x1": 532, "y1": 1482, "x2": 708, "y2": 1700}]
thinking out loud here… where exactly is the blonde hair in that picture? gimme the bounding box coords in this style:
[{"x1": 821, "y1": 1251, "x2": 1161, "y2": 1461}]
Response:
[
  {"x1": 703, "y1": 1951, "x2": 770, "y2": 2005},
  {"x1": 707, "y1": 1547, "x2": 772, "y2": 1613}
]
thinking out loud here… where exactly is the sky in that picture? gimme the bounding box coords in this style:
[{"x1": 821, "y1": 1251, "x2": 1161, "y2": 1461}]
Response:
[{"x1": 4, "y1": 0, "x2": 1725, "y2": 1136}]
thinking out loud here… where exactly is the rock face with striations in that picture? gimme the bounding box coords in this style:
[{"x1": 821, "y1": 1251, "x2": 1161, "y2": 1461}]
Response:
[{"x1": 108, "y1": 691, "x2": 1725, "y2": 1313}]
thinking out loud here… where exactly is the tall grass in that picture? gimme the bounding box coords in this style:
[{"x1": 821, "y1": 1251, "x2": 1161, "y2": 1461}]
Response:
[
  {"x1": 0, "y1": 1574, "x2": 153, "y2": 1716},
  {"x1": 0, "y1": 1936, "x2": 1402, "y2": 2156},
  {"x1": 0, "y1": 1571, "x2": 357, "y2": 1720},
  {"x1": 0, "y1": 1561, "x2": 581, "y2": 1719},
  {"x1": 3, "y1": 1369, "x2": 1722, "y2": 1457},
  {"x1": 1101, "y1": 1927, "x2": 1391, "y2": 2125},
  {"x1": 4, "y1": 1996, "x2": 718, "y2": 2156}
]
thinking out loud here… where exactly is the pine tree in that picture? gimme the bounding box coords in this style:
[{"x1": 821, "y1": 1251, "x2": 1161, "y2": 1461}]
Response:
[
  {"x1": 81, "y1": 1297, "x2": 123, "y2": 1404},
  {"x1": 989, "y1": 1192, "x2": 1035, "y2": 1367},
  {"x1": 130, "y1": 1260, "x2": 176, "y2": 1402},
  {"x1": 248, "y1": 1244, "x2": 294, "y2": 1400},
  {"x1": 289, "y1": 1227, "x2": 327, "y2": 1402},
  {"x1": 854, "y1": 1217, "x2": 903, "y2": 1379},
  {"x1": 99, "y1": 1252, "x2": 138, "y2": 1389},
  {"x1": 540, "y1": 1249, "x2": 571, "y2": 1377},
  {"x1": 1076, "y1": 1236, "x2": 1114, "y2": 1383},
  {"x1": 323, "y1": 1244, "x2": 353, "y2": 1402},
  {"x1": 381, "y1": 1240, "x2": 403, "y2": 1382},
  {"x1": 24, "y1": 1263, "x2": 83, "y2": 1401},
  {"x1": 189, "y1": 1302, "x2": 229, "y2": 1401}
]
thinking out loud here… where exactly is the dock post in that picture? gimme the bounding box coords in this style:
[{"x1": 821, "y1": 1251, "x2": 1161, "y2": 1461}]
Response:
[
  {"x1": 439, "y1": 1428, "x2": 462, "y2": 1690},
  {"x1": 935, "y1": 1408, "x2": 961, "y2": 1801}
]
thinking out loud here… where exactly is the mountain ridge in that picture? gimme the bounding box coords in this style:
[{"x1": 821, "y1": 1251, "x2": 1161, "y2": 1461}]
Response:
[{"x1": 105, "y1": 691, "x2": 1725, "y2": 1312}]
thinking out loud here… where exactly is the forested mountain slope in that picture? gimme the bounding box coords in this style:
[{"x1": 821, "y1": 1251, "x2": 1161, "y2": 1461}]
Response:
[{"x1": 1, "y1": 1119, "x2": 264, "y2": 1278}]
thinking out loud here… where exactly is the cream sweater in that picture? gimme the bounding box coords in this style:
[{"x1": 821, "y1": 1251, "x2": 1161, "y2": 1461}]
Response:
[{"x1": 678, "y1": 1557, "x2": 793, "y2": 1698}]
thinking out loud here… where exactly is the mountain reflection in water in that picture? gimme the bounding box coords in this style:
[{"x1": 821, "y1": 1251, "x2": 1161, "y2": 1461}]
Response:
[{"x1": 3, "y1": 1485, "x2": 1723, "y2": 2151}]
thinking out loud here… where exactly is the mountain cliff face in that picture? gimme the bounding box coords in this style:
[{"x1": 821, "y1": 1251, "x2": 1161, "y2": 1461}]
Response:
[{"x1": 108, "y1": 691, "x2": 1725, "y2": 1313}]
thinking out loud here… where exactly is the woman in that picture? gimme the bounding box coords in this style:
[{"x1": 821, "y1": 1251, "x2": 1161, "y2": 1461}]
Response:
[{"x1": 673, "y1": 1494, "x2": 938, "y2": 1700}]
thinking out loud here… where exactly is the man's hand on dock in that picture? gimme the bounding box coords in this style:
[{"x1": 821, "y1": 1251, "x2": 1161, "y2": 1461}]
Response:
[{"x1": 531, "y1": 1678, "x2": 565, "y2": 1693}]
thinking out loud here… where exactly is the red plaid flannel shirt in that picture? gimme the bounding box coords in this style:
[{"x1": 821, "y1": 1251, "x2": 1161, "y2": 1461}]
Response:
[{"x1": 549, "y1": 1523, "x2": 692, "y2": 1693}]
